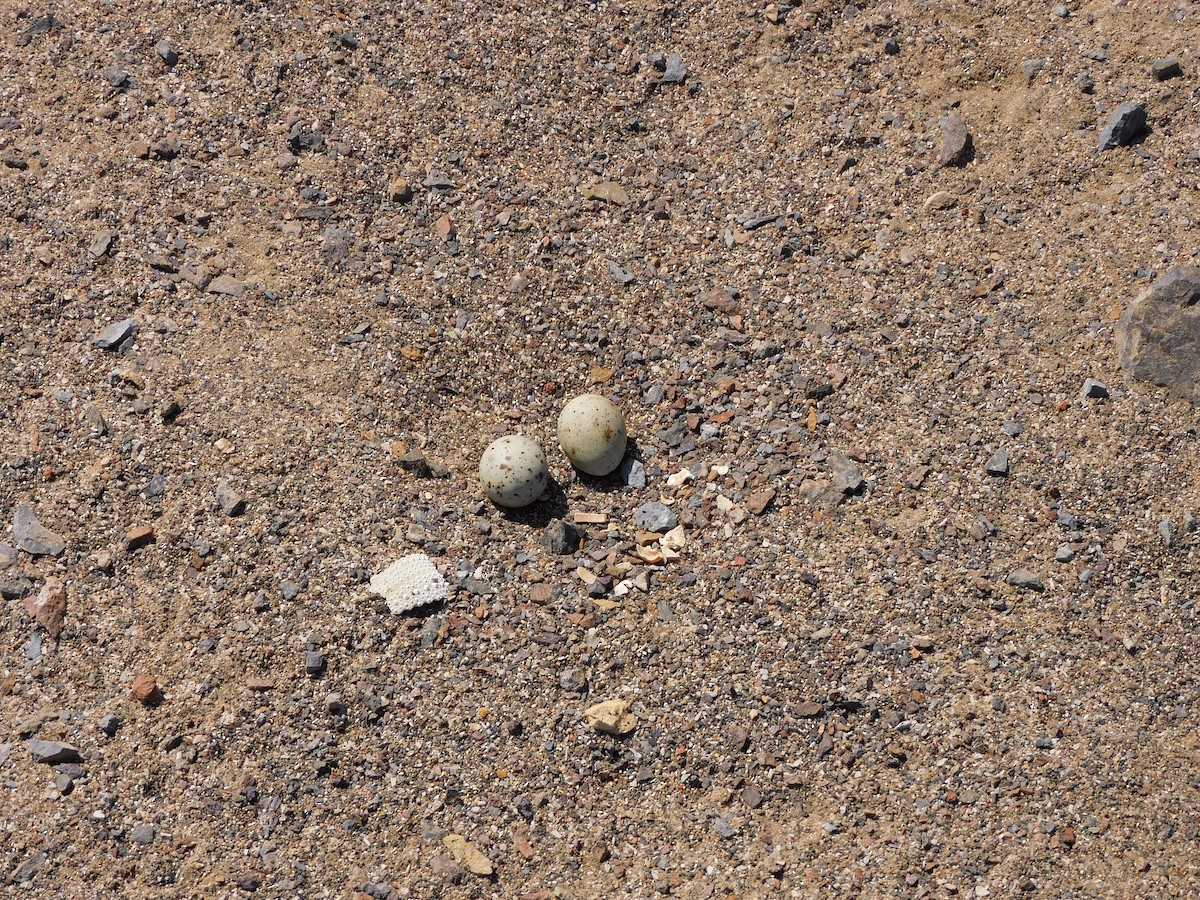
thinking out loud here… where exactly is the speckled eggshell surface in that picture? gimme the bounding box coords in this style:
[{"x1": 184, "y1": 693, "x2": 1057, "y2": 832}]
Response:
[
  {"x1": 557, "y1": 394, "x2": 628, "y2": 476},
  {"x1": 479, "y1": 435, "x2": 549, "y2": 507}
]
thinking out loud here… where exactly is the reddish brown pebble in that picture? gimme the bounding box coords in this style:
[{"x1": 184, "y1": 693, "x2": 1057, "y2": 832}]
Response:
[
  {"x1": 131, "y1": 673, "x2": 161, "y2": 705},
  {"x1": 745, "y1": 488, "x2": 776, "y2": 515},
  {"x1": 124, "y1": 525, "x2": 156, "y2": 551},
  {"x1": 23, "y1": 577, "x2": 67, "y2": 638},
  {"x1": 246, "y1": 677, "x2": 274, "y2": 692}
]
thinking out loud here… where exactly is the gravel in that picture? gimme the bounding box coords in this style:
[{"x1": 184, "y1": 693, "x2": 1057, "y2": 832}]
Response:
[{"x1": 2, "y1": 3, "x2": 1198, "y2": 897}]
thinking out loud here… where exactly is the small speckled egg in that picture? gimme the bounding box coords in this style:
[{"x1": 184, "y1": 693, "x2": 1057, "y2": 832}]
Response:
[
  {"x1": 479, "y1": 435, "x2": 549, "y2": 508},
  {"x1": 557, "y1": 394, "x2": 627, "y2": 476}
]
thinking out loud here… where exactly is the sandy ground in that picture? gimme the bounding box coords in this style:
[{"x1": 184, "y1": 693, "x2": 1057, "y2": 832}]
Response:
[{"x1": 3, "y1": 1, "x2": 1200, "y2": 897}]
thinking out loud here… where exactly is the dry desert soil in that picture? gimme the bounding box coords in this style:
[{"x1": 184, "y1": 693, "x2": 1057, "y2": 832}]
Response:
[{"x1": 3, "y1": 0, "x2": 1200, "y2": 897}]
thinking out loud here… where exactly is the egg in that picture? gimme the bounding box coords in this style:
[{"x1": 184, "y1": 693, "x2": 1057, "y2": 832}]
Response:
[
  {"x1": 557, "y1": 394, "x2": 627, "y2": 476},
  {"x1": 479, "y1": 435, "x2": 549, "y2": 507}
]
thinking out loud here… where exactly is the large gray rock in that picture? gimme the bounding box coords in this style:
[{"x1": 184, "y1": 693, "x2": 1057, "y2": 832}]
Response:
[
  {"x1": 26, "y1": 739, "x2": 82, "y2": 764},
  {"x1": 11, "y1": 504, "x2": 65, "y2": 557},
  {"x1": 829, "y1": 451, "x2": 864, "y2": 495},
  {"x1": 92, "y1": 317, "x2": 139, "y2": 351},
  {"x1": 1116, "y1": 268, "x2": 1200, "y2": 403},
  {"x1": 1098, "y1": 102, "x2": 1146, "y2": 151}
]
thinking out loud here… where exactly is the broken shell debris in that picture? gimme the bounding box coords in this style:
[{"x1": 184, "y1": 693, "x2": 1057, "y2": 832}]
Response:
[{"x1": 368, "y1": 553, "x2": 448, "y2": 614}]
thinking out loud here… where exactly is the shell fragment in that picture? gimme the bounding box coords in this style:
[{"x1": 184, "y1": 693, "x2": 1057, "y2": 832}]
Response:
[{"x1": 368, "y1": 554, "x2": 448, "y2": 614}]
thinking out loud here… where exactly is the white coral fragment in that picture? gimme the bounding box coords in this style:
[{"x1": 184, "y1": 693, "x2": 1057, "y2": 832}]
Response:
[{"x1": 369, "y1": 553, "x2": 448, "y2": 614}]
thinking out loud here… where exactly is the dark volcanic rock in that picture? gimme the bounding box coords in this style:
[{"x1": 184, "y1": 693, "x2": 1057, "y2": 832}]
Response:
[
  {"x1": 1098, "y1": 102, "x2": 1146, "y2": 151},
  {"x1": 1116, "y1": 267, "x2": 1200, "y2": 403}
]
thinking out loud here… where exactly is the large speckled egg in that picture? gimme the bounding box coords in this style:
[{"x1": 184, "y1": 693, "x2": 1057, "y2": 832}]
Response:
[
  {"x1": 479, "y1": 435, "x2": 549, "y2": 508},
  {"x1": 557, "y1": 394, "x2": 627, "y2": 476}
]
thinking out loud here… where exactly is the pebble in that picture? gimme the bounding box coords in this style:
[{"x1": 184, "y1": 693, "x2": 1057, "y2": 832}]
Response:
[
  {"x1": 11, "y1": 504, "x2": 65, "y2": 557},
  {"x1": 22, "y1": 577, "x2": 67, "y2": 638},
  {"x1": 84, "y1": 403, "x2": 108, "y2": 435},
  {"x1": 1055, "y1": 544, "x2": 1076, "y2": 563},
  {"x1": 543, "y1": 519, "x2": 580, "y2": 554},
  {"x1": 1080, "y1": 378, "x2": 1109, "y2": 399},
  {"x1": 124, "y1": 525, "x2": 156, "y2": 551},
  {"x1": 617, "y1": 457, "x2": 647, "y2": 488},
  {"x1": 1098, "y1": 102, "x2": 1147, "y2": 151},
  {"x1": 154, "y1": 40, "x2": 178, "y2": 67},
  {"x1": 388, "y1": 177, "x2": 412, "y2": 202},
  {"x1": 234, "y1": 874, "x2": 261, "y2": 892},
  {"x1": 217, "y1": 478, "x2": 247, "y2": 516},
  {"x1": 923, "y1": 190, "x2": 956, "y2": 212},
  {"x1": 103, "y1": 66, "x2": 129, "y2": 89},
  {"x1": 985, "y1": 449, "x2": 1010, "y2": 477},
  {"x1": 584, "y1": 699, "x2": 637, "y2": 736},
  {"x1": 305, "y1": 651, "x2": 326, "y2": 676},
  {"x1": 1021, "y1": 58, "x2": 1046, "y2": 82},
  {"x1": 633, "y1": 501, "x2": 677, "y2": 532},
  {"x1": 207, "y1": 274, "x2": 246, "y2": 297},
  {"x1": 0, "y1": 542, "x2": 16, "y2": 569},
  {"x1": 938, "y1": 112, "x2": 973, "y2": 167},
  {"x1": 828, "y1": 451, "x2": 863, "y2": 494},
  {"x1": 130, "y1": 825, "x2": 156, "y2": 844},
  {"x1": 1158, "y1": 519, "x2": 1176, "y2": 547},
  {"x1": 92, "y1": 317, "x2": 139, "y2": 351},
  {"x1": 745, "y1": 488, "x2": 776, "y2": 515},
  {"x1": 8, "y1": 851, "x2": 47, "y2": 884},
  {"x1": 442, "y1": 834, "x2": 493, "y2": 876},
  {"x1": 662, "y1": 54, "x2": 686, "y2": 84},
  {"x1": 131, "y1": 673, "x2": 162, "y2": 705},
  {"x1": 98, "y1": 714, "x2": 120, "y2": 736},
  {"x1": 24, "y1": 632, "x2": 43, "y2": 662},
  {"x1": 1005, "y1": 569, "x2": 1044, "y2": 592},
  {"x1": 1116, "y1": 268, "x2": 1200, "y2": 403},
  {"x1": 88, "y1": 228, "x2": 115, "y2": 258},
  {"x1": 26, "y1": 739, "x2": 82, "y2": 764},
  {"x1": 882, "y1": 37, "x2": 900, "y2": 55},
  {"x1": 1151, "y1": 56, "x2": 1182, "y2": 81},
  {"x1": 608, "y1": 261, "x2": 635, "y2": 285},
  {"x1": 559, "y1": 668, "x2": 588, "y2": 693}
]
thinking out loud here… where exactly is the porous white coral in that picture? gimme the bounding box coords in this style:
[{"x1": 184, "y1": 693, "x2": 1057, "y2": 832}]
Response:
[{"x1": 368, "y1": 554, "x2": 447, "y2": 613}]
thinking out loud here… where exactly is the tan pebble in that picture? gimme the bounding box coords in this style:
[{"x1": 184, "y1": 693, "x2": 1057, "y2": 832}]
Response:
[
  {"x1": 584, "y1": 698, "x2": 637, "y2": 736},
  {"x1": 442, "y1": 833, "x2": 494, "y2": 876}
]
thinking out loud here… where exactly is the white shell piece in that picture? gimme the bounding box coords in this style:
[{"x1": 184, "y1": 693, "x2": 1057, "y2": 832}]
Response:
[{"x1": 369, "y1": 553, "x2": 448, "y2": 614}]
